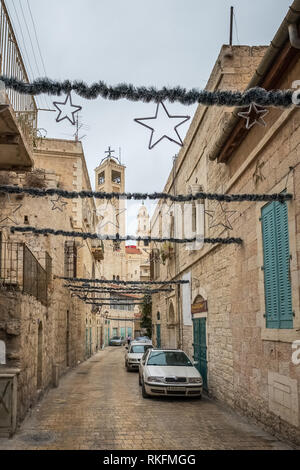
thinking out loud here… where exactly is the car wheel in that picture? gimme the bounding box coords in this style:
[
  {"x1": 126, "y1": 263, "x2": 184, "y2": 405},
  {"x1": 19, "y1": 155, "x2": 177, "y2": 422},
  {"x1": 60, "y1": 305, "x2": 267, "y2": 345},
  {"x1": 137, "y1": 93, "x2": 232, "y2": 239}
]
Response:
[{"x1": 142, "y1": 380, "x2": 149, "y2": 398}]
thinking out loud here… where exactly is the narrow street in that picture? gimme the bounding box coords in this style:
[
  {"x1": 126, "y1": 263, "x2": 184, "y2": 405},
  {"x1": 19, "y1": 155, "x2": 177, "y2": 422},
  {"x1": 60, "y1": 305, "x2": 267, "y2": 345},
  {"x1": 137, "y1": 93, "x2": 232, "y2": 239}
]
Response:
[{"x1": 0, "y1": 348, "x2": 294, "y2": 450}]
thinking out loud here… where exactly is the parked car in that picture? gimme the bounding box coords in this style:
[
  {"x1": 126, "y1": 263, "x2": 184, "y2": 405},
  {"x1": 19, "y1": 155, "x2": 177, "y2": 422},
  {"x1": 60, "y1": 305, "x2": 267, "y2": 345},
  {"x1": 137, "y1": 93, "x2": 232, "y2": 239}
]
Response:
[
  {"x1": 109, "y1": 336, "x2": 125, "y2": 346},
  {"x1": 139, "y1": 349, "x2": 203, "y2": 398},
  {"x1": 134, "y1": 336, "x2": 151, "y2": 342},
  {"x1": 125, "y1": 341, "x2": 153, "y2": 371}
]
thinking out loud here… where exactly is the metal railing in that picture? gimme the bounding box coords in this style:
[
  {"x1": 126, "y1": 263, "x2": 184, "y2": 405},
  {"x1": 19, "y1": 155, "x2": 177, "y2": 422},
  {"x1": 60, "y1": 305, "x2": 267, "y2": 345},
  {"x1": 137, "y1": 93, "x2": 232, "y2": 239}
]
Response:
[
  {"x1": 0, "y1": 0, "x2": 37, "y2": 149},
  {"x1": 0, "y1": 241, "x2": 50, "y2": 306},
  {"x1": 23, "y1": 245, "x2": 47, "y2": 306}
]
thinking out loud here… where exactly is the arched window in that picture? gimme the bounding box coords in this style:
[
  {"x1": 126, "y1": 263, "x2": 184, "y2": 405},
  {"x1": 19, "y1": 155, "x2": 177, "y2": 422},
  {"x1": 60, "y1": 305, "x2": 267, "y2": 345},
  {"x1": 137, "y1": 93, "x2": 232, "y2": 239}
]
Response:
[{"x1": 157, "y1": 312, "x2": 160, "y2": 321}]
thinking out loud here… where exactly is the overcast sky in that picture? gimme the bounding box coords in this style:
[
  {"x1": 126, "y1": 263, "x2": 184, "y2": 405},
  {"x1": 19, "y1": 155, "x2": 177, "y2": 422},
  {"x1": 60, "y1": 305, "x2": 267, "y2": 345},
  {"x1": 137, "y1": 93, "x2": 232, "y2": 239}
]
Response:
[{"x1": 5, "y1": 0, "x2": 292, "y2": 235}]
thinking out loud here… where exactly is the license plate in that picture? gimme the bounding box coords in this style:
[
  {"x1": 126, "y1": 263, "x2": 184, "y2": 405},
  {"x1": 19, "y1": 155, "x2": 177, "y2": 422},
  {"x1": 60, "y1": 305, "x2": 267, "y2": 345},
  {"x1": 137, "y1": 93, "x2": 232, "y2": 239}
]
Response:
[{"x1": 167, "y1": 386, "x2": 185, "y2": 392}]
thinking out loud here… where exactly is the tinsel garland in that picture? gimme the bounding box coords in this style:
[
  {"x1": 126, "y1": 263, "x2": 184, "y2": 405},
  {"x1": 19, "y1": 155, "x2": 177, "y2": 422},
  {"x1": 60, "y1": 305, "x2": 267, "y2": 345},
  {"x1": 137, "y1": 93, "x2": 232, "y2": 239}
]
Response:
[
  {"x1": 74, "y1": 295, "x2": 144, "y2": 302},
  {"x1": 105, "y1": 317, "x2": 141, "y2": 322},
  {"x1": 0, "y1": 77, "x2": 293, "y2": 107},
  {"x1": 59, "y1": 276, "x2": 188, "y2": 285},
  {"x1": 0, "y1": 185, "x2": 292, "y2": 203},
  {"x1": 67, "y1": 285, "x2": 173, "y2": 293},
  {"x1": 10, "y1": 226, "x2": 243, "y2": 245},
  {"x1": 85, "y1": 302, "x2": 143, "y2": 306}
]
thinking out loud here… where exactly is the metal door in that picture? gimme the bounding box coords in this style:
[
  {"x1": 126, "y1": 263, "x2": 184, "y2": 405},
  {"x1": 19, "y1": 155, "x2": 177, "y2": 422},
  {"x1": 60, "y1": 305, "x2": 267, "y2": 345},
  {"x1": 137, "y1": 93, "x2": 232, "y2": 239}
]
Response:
[
  {"x1": 193, "y1": 318, "x2": 208, "y2": 390},
  {"x1": 156, "y1": 324, "x2": 161, "y2": 348},
  {"x1": 0, "y1": 377, "x2": 12, "y2": 432},
  {"x1": 120, "y1": 327, "x2": 126, "y2": 340},
  {"x1": 127, "y1": 327, "x2": 132, "y2": 338}
]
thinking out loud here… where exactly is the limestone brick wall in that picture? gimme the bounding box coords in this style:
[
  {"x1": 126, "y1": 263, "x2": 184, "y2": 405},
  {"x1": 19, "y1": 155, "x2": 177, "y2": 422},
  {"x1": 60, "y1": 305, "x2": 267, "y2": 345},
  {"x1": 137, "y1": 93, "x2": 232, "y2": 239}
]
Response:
[
  {"x1": 0, "y1": 139, "x2": 104, "y2": 424},
  {"x1": 150, "y1": 44, "x2": 300, "y2": 445}
]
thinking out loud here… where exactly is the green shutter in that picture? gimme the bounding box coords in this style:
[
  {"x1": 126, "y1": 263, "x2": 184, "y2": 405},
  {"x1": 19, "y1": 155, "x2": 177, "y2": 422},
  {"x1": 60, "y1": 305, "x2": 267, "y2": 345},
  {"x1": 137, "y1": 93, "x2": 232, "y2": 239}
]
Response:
[
  {"x1": 275, "y1": 201, "x2": 293, "y2": 328},
  {"x1": 261, "y1": 201, "x2": 293, "y2": 329}
]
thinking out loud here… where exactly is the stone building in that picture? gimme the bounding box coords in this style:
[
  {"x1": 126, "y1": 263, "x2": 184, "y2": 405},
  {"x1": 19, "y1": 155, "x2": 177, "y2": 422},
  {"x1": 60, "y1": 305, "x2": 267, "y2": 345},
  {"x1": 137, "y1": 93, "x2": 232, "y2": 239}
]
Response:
[
  {"x1": 0, "y1": 138, "x2": 104, "y2": 431},
  {"x1": 150, "y1": 1, "x2": 300, "y2": 446},
  {"x1": 94, "y1": 152, "x2": 151, "y2": 342}
]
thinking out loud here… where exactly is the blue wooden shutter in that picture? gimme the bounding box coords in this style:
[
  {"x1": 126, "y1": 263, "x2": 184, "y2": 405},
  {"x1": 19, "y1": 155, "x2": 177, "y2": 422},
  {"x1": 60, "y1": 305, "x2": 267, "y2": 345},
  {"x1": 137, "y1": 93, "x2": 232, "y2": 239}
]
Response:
[
  {"x1": 275, "y1": 201, "x2": 293, "y2": 328},
  {"x1": 261, "y1": 201, "x2": 293, "y2": 329}
]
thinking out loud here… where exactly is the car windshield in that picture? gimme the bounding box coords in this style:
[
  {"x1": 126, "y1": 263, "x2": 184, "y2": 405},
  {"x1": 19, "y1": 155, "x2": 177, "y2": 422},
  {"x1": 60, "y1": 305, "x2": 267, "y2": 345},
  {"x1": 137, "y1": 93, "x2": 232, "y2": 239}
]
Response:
[
  {"x1": 147, "y1": 351, "x2": 193, "y2": 367},
  {"x1": 111, "y1": 337, "x2": 120, "y2": 340},
  {"x1": 130, "y1": 345, "x2": 152, "y2": 354}
]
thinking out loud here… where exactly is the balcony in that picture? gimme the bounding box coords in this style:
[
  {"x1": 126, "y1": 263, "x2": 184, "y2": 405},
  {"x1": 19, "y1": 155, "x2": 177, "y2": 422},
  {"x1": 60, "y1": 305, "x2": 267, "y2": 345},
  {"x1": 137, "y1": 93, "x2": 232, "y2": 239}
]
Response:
[
  {"x1": 0, "y1": 0, "x2": 37, "y2": 171},
  {"x1": 0, "y1": 241, "x2": 51, "y2": 306}
]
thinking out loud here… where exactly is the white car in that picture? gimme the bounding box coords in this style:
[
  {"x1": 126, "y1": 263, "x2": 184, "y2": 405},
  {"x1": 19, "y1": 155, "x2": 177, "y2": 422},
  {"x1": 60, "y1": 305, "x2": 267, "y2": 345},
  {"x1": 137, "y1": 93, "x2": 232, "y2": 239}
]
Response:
[
  {"x1": 125, "y1": 341, "x2": 153, "y2": 371},
  {"x1": 139, "y1": 349, "x2": 203, "y2": 398}
]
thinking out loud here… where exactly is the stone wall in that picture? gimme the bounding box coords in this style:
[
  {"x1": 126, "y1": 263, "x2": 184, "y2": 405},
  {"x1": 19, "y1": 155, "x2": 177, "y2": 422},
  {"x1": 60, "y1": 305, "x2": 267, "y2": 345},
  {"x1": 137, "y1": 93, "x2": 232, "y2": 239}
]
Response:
[
  {"x1": 151, "y1": 44, "x2": 300, "y2": 445},
  {"x1": 0, "y1": 139, "x2": 104, "y2": 425}
]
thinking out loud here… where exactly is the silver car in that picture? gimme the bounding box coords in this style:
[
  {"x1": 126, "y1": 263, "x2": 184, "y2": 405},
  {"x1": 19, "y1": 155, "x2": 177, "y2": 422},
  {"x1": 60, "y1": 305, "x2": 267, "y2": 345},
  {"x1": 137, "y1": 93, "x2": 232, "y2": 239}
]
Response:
[
  {"x1": 139, "y1": 349, "x2": 203, "y2": 398},
  {"x1": 125, "y1": 341, "x2": 153, "y2": 371},
  {"x1": 109, "y1": 336, "x2": 125, "y2": 346}
]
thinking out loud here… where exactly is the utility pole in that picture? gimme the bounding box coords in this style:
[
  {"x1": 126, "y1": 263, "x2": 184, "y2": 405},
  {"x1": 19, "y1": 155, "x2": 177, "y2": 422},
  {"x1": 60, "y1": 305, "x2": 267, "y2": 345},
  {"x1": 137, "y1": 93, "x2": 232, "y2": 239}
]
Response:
[{"x1": 229, "y1": 6, "x2": 234, "y2": 46}]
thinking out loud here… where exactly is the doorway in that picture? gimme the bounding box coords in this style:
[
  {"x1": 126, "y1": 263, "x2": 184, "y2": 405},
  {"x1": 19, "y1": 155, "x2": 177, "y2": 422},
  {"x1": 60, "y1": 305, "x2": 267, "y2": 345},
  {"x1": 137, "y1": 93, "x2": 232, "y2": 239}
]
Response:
[
  {"x1": 156, "y1": 324, "x2": 161, "y2": 348},
  {"x1": 193, "y1": 317, "x2": 208, "y2": 390},
  {"x1": 168, "y1": 302, "x2": 176, "y2": 348},
  {"x1": 66, "y1": 310, "x2": 70, "y2": 367},
  {"x1": 37, "y1": 322, "x2": 43, "y2": 389}
]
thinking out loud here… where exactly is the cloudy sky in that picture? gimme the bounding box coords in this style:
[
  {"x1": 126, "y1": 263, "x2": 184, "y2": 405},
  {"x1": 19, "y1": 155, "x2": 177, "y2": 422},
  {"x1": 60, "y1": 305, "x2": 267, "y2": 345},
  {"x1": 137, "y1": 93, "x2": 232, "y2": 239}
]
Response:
[{"x1": 5, "y1": 0, "x2": 292, "y2": 235}]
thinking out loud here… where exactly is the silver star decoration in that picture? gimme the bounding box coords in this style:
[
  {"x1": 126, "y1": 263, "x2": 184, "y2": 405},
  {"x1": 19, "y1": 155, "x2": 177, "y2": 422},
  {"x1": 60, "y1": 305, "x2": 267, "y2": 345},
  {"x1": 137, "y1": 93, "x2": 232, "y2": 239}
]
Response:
[
  {"x1": 50, "y1": 196, "x2": 68, "y2": 212},
  {"x1": 134, "y1": 101, "x2": 190, "y2": 149},
  {"x1": 96, "y1": 201, "x2": 126, "y2": 233},
  {"x1": 53, "y1": 93, "x2": 82, "y2": 125},
  {"x1": 0, "y1": 194, "x2": 22, "y2": 226},
  {"x1": 205, "y1": 202, "x2": 236, "y2": 232},
  {"x1": 237, "y1": 103, "x2": 269, "y2": 130}
]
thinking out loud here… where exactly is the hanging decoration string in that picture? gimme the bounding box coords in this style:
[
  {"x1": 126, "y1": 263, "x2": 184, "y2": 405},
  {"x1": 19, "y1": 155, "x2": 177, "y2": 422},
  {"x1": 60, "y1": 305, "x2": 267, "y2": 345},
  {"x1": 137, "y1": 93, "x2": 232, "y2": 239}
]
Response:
[
  {"x1": 0, "y1": 185, "x2": 292, "y2": 203},
  {"x1": 10, "y1": 226, "x2": 243, "y2": 245},
  {"x1": 0, "y1": 77, "x2": 293, "y2": 107},
  {"x1": 85, "y1": 302, "x2": 144, "y2": 306},
  {"x1": 59, "y1": 276, "x2": 188, "y2": 286},
  {"x1": 67, "y1": 285, "x2": 173, "y2": 294},
  {"x1": 73, "y1": 295, "x2": 144, "y2": 302}
]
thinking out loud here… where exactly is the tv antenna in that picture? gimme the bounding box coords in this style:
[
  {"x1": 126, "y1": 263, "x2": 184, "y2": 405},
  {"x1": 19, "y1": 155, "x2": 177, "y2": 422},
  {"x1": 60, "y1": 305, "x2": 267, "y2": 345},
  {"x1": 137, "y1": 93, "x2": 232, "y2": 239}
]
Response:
[{"x1": 74, "y1": 114, "x2": 89, "y2": 141}]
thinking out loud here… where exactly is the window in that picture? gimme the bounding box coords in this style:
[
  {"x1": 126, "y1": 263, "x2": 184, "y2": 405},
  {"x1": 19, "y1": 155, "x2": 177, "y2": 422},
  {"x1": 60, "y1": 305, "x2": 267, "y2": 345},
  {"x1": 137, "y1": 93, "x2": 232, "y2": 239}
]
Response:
[
  {"x1": 98, "y1": 172, "x2": 105, "y2": 185},
  {"x1": 130, "y1": 344, "x2": 152, "y2": 354},
  {"x1": 64, "y1": 241, "x2": 77, "y2": 278},
  {"x1": 150, "y1": 249, "x2": 160, "y2": 280},
  {"x1": 112, "y1": 170, "x2": 121, "y2": 184},
  {"x1": 261, "y1": 200, "x2": 293, "y2": 329},
  {"x1": 147, "y1": 351, "x2": 193, "y2": 367}
]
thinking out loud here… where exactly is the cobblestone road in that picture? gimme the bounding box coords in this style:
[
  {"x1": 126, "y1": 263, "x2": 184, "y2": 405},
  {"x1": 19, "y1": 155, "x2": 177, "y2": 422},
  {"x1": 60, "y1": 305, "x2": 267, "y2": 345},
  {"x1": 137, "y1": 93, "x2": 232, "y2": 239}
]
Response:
[{"x1": 0, "y1": 347, "x2": 295, "y2": 450}]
